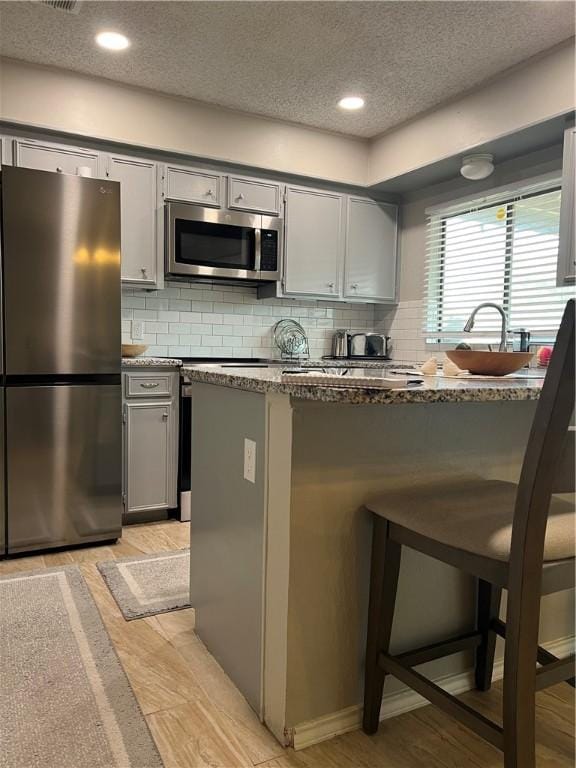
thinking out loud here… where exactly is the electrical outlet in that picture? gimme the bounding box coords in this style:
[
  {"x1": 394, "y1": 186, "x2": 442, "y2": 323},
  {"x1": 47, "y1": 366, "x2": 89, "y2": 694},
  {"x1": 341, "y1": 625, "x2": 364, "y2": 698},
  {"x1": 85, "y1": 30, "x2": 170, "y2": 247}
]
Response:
[
  {"x1": 132, "y1": 320, "x2": 144, "y2": 340},
  {"x1": 244, "y1": 439, "x2": 256, "y2": 483}
]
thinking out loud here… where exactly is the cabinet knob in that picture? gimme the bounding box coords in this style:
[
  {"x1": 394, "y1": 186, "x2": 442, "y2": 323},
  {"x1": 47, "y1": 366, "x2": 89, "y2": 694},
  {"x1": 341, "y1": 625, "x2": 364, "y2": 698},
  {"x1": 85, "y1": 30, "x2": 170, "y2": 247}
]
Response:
[
  {"x1": 236, "y1": 193, "x2": 244, "y2": 201},
  {"x1": 327, "y1": 281, "x2": 335, "y2": 289},
  {"x1": 351, "y1": 283, "x2": 358, "y2": 289},
  {"x1": 162, "y1": 412, "x2": 169, "y2": 421},
  {"x1": 56, "y1": 166, "x2": 63, "y2": 173},
  {"x1": 141, "y1": 267, "x2": 148, "y2": 278},
  {"x1": 207, "y1": 189, "x2": 214, "y2": 197}
]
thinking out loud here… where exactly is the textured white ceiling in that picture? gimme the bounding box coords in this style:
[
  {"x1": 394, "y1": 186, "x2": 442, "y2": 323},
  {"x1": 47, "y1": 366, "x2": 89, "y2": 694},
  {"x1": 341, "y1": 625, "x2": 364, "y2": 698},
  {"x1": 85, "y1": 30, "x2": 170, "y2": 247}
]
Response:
[{"x1": 0, "y1": 1, "x2": 573, "y2": 138}]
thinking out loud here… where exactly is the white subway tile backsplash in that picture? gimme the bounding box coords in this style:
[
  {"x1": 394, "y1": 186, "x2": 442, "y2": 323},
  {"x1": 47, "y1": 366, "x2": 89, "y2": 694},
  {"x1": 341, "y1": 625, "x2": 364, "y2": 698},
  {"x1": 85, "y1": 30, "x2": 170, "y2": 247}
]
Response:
[
  {"x1": 168, "y1": 345, "x2": 192, "y2": 357},
  {"x1": 156, "y1": 334, "x2": 180, "y2": 345},
  {"x1": 202, "y1": 335, "x2": 223, "y2": 346},
  {"x1": 145, "y1": 297, "x2": 171, "y2": 310},
  {"x1": 170, "y1": 299, "x2": 193, "y2": 311},
  {"x1": 201, "y1": 313, "x2": 224, "y2": 324},
  {"x1": 123, "y1": 297, "x2": 146, "y2": 309},
  {"x1": 191, "y1": 301, "x2": 213, "y2": 312},
  {"x1": 134, "y1": 309, "x2": 158, "y2": 320},
  {"x1": 179, "y1": 334, "x2": 201, "y2": 345},
  {"x1": 374, "y1": 298, "x2": 426, "y2": 362},
  {"x1": 158, "y1": 310, "x2": 181, "y2": 322},
  {"x1": 145, "y1": 321, "x2": 169, "y2": 334},
  {"x1": 122, "y1": 281, "x2": 379, "y2": 358}
]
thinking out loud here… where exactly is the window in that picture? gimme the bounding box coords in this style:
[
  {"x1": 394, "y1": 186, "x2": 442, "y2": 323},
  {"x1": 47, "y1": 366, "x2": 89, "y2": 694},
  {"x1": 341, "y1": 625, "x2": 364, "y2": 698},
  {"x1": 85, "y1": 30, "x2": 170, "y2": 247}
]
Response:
[{"x1": 425, "y1": 179, "x2": 575, "y2": 344}]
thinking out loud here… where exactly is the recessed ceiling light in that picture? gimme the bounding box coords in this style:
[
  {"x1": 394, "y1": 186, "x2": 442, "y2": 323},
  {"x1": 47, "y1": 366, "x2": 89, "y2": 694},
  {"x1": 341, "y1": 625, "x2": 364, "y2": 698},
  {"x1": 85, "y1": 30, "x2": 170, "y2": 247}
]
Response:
[
  {"x1": 96, "y1": 31, "x2": 130, "y2": 51},
  {"x1": 338, "y1": 96, "x2": 365, "y2": 111}
]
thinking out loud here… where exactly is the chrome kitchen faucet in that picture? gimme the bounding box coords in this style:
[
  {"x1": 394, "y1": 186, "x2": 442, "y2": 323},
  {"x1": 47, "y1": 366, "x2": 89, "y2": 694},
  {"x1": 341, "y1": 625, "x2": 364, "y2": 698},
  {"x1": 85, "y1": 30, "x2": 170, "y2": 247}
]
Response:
[{"x1": 463, "y1": 302, "x2": 508, "y2": 352}]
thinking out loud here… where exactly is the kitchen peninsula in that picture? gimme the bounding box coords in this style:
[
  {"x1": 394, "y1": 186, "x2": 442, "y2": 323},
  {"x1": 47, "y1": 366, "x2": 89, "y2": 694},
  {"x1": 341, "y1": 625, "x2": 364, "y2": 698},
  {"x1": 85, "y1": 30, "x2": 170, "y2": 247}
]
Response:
[{"x1": 185, "y1": 365, "x2": 545, "y2": 748}]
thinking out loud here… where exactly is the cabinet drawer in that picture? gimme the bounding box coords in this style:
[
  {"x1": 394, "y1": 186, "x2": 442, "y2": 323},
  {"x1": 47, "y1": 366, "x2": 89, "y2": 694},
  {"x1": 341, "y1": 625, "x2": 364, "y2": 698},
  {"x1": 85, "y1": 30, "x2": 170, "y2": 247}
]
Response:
[
  {"x1": 165, "y1": 166, "x2": 221, "y2": 206},
  {"x1": 228, "y1": 176, "x2": 281, "y2": 215},
  {"x1": 125, "y1": 373, "x2": 172, "y2": 398}
]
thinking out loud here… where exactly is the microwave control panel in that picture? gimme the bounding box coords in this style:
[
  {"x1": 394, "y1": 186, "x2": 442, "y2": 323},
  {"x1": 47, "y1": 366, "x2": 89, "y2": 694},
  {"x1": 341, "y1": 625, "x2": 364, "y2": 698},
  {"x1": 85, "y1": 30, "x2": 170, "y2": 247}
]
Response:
[{"x1": 260, "y1": 230, "x2": 278, "y2": 272}]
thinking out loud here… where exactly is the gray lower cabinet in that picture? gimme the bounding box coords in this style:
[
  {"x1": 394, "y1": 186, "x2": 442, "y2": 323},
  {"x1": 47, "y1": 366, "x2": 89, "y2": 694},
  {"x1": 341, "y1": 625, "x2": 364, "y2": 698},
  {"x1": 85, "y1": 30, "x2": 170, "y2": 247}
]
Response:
[{"x1": 123, "y1": 370, "x2": 179, "y2": 519}]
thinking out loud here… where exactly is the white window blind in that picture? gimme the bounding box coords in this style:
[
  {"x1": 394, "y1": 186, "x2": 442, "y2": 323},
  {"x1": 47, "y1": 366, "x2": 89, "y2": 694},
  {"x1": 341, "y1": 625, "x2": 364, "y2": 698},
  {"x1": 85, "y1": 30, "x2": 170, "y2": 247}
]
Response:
[{"x1": 424, "y1": 177, "x2": 575, "y2": 344}]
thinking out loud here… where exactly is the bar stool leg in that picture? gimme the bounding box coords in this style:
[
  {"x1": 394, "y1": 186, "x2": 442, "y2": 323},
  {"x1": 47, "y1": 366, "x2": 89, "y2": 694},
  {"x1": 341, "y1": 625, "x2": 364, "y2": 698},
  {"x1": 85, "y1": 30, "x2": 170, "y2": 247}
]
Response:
[
  {"x1": 503, "y1": 584, "x2": 540, "y2": 768},
  {"x1": 363, "y1": 516, "x2": 402, "y2": 735},
  {"x1": 475, "y1": 579, "x2": 502, "y2": 691}
]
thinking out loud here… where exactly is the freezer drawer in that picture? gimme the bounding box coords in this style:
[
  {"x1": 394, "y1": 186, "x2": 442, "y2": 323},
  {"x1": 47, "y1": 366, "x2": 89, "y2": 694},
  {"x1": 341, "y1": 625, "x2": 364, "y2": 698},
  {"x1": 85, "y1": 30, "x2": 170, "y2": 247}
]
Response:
[{"x1": 6, "y1": 384, "x2": 122, "y2": 553}]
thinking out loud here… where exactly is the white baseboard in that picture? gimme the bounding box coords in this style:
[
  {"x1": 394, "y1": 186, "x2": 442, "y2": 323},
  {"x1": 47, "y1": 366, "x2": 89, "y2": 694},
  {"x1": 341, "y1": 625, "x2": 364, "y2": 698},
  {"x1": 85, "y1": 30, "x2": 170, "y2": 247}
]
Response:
[{"x1": 290, "y1": 635, "x2": 575, "y2": 751}]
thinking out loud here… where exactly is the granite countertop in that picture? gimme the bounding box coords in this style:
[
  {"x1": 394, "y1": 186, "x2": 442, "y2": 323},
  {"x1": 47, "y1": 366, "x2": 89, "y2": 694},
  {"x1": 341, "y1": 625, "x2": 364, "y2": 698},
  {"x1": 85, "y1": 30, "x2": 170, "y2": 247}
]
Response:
[
  {"x1": 294, "y1": 359, "x2": 394, "y2": 369},
  {"x1": 122, "y1": 357, "x2": 183, "y2": 368},
  {"x1": 181, "y1": 364, "x2": 545, "y2": 405}
]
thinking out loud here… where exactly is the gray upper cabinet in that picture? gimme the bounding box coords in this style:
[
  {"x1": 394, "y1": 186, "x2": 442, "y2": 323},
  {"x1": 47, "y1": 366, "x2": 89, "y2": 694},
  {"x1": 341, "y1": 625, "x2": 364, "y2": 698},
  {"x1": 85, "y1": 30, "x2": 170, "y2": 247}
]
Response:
[
  {"x1": 228, "y1": 176, "x2": 281, "y2": 215},
  {"x1": 344, "y1": 197, "x2": 398, "y2": 302},
  {"x1": 163, "y1": 164, "x2": 221, "y2": 207},
  {"x1": 13, "y1": 138, "x2": 101, "y2": 177},
  {"x1": 0, "y1": 135, "x2": 12, "y2": 166},
  {"x1": 283, "y1": 186, "x2": 344, "y2": 297},
  {"x1": 557, "y1": 125, "x2": 575, "y2": 286},
  {"x1": 5, "y1": 130, "x2": 399, "y2": 304},
  {"x1": 105, "y1": 154, "x2": 159, "y2": 287}
]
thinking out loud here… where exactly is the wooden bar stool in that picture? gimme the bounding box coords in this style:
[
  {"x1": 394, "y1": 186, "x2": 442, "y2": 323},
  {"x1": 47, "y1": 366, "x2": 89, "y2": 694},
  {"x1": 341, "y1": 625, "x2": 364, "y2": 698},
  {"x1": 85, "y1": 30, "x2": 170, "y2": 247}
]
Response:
[{"x1": 363, "y1": 299, "x2": 575, "y2": 768}]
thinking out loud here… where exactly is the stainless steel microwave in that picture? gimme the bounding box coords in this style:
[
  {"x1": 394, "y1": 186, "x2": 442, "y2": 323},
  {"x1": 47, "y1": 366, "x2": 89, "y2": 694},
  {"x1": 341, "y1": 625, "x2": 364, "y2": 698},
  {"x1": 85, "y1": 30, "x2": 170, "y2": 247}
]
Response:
[{"x1": 165, "y1": 202, "x2": 282, "y2": 282}]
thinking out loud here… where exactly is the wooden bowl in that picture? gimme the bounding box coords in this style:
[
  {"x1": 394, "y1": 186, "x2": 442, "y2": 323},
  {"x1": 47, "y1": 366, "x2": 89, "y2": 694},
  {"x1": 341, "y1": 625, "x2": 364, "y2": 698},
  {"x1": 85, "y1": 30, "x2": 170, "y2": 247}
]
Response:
[
  {"x1": 445, "y1": 350, "x2": 533, "y2": 376},
  {"x1": 122, "y1": 343, "x2": 148, "y2": 358}
]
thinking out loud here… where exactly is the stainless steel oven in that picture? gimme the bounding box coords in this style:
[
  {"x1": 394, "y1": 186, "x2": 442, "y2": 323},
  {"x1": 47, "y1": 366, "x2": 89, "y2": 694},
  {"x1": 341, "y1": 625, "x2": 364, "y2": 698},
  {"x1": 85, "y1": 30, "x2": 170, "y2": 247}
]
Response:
[{"x1": 166, "y1": 202, "x2": 282, "y2": 282}]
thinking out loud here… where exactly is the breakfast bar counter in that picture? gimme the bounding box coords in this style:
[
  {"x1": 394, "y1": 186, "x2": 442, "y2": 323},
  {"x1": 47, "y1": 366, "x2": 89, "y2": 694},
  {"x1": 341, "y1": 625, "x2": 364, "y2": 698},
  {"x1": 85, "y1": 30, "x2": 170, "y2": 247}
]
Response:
[
  {"x1": 182, "y1": 363, "x2": 543, "y2": 404},
  {"x1": 186, "y1": 366, "x2": 566, "y2": 750}
]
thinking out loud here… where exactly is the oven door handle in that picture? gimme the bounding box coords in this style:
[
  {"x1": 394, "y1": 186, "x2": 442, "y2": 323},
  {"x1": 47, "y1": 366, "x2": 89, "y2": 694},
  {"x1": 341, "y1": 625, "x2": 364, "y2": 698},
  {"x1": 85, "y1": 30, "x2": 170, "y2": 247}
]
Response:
[{"x1": 254, "y1": 227, "x2": 262, "y2": 274}]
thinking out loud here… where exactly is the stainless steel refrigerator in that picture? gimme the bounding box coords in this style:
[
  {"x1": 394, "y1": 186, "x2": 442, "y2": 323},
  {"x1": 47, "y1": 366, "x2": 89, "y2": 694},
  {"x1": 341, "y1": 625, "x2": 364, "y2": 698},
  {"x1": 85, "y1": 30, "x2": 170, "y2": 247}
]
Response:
[{"x1": 0, "y1": 165, "x2": 122, "y2": 555}]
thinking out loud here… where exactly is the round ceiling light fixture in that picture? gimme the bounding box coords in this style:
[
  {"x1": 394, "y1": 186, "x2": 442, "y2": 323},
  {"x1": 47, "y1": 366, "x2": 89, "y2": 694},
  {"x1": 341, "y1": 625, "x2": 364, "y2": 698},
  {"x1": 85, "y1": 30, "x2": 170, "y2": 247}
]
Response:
[
  {"x1": 338, "y1": 96, "x2": 365, "y2": 111},
  {"x1": 95, "y1": 31, "x2": 130, "y2": 51},
  {"x1": 460, "y1": 153, "x2": 495, "y2": 181}
]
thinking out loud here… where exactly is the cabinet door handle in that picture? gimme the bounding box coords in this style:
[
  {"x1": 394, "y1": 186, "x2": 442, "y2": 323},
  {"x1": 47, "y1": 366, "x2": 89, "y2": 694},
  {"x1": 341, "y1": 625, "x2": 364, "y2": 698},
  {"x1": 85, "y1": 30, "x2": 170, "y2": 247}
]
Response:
[
  {"x1": 162, "y1": 412, "x2": 169, "y2": 421},
  {"x1": 140, "y1": 382, "x2": 159, "y2": 389}
]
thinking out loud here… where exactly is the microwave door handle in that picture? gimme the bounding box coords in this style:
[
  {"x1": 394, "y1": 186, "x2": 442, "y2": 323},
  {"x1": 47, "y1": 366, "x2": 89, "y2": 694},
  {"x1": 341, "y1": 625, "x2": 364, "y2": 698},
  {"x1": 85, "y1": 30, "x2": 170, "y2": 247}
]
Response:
[{"x1": 254, "y1": 227, "x2": 262, "y2": 274}]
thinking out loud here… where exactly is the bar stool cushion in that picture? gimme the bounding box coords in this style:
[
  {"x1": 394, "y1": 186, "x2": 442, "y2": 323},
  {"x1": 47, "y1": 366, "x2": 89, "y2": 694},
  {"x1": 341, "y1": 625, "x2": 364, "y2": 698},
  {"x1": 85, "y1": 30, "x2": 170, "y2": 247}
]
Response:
[{"x1": 366, "y1": 475, "x2": 575, "y2": 562}]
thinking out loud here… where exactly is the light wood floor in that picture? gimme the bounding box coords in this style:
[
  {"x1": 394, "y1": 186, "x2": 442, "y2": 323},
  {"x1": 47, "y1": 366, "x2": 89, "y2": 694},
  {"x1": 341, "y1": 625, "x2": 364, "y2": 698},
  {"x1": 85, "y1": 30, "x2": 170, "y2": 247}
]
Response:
[{"x1": 1, "y1": 520, "x2": 573, "y2": 767}]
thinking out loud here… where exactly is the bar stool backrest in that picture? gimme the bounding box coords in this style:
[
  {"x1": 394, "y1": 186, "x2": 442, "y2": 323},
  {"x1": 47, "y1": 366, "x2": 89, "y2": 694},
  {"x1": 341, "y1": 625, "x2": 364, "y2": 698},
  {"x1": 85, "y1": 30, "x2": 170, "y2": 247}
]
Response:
[{"x1": 510, "y1": 298, "x2": 575, "y2": 585}]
